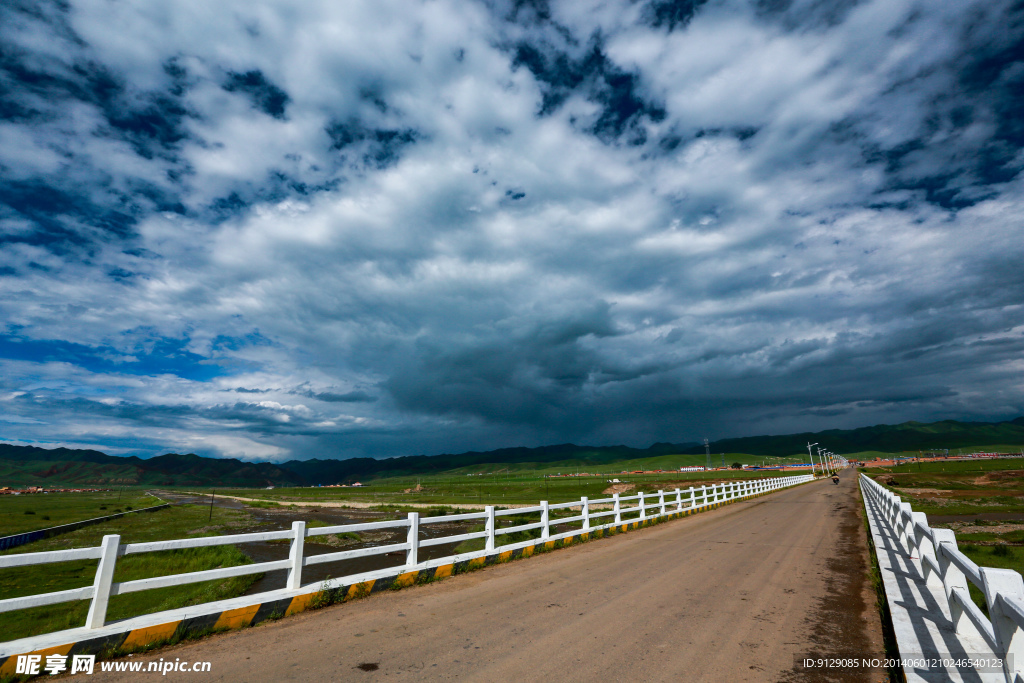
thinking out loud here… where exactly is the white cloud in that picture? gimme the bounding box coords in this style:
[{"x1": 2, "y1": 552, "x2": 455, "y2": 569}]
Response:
[{"x1": 1, "y1": 0, "x2": 1023, "y2": 460}]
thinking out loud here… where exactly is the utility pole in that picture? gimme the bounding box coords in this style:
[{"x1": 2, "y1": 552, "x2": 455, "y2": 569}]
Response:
[
  {"x1": 807, "y1": 443, "x2": 818, "y2": 475},
  {"x1": 704, "y1": 438, "x2": 710, "y2": 470},
  {"x1": 208, "y1": 490, "x2": 215, "y2": 522}
]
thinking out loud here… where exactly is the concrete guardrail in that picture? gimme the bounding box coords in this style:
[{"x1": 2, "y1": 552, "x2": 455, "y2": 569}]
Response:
[{"x1": 861, "y1": 473, "x2": 1024, "y2": 683}]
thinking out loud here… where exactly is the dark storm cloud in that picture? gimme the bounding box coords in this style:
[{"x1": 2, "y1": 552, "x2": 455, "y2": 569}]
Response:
[
  {"x1": 510, "y1": 33, "x2": 666, "y2": 143},
  {"x1": 223, "y1": 70, "x2": 290, "y2": 120},
  {"x1": 299, "y1": 390, "x2": 377, "y2": 403},
  {"x1": 386, "y1": 303, "x2": 621, "y2": 424},
  {"x1": 325, "y1": 119, "x2": 420, "y2": 169},
  {"x1": 2, "y1": 0, "x2": 1023, "y2": 462},
  {"x1": 643, "y1": 0, "x2": 710, "y2": 31}
]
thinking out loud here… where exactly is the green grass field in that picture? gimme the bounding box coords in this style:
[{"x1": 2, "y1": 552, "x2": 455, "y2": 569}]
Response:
[
  {"x1": 0, "y1": 490, "x2": 162, "y2": 537},
  {"x1": 861, "y1": 457, "x2": 1024, "y2": 516},
  {"x1": 0, "y1": 502, "x2": 262, "y2": 642},
  {"x1": 214, "y1": 465, "x2": 806, "y2": 508},
  {"x1": 957, "y1": 542, "x2": 1024, "y2": 616}
]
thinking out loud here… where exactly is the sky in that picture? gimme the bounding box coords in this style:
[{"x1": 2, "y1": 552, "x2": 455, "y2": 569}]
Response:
[{"x1": 1, "y1": 0, "x2": 1023, "y2": 463}]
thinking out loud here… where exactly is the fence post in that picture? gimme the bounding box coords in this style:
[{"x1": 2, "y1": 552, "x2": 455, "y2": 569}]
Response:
[
  {"x1": 980, "y1": 568, "x2": 1024, "y2": 683},
  {"x1": 286, "y1": 521, "x2": 305, "y2": 590},
  {"x1": 541, "y1": 500, "x2": 550, "y2": 539},
  {"x1": 613, "y1": 494, "x2": 621, "y2": 524},
  {"x1": 406, "y1": 512, "x2": 420, "y2": 568},
  {"x1": 888, "y1": 496, "x2": 901, "y2": 528},
  {"x1": 638, "y1": 492, "x2": 646, "y2": 520},
  {"x1": 897, "y1": 503, "x2": 913, "y2": 556},
  {"x1": 933, "y1": 530, "x2": 985, "y2": 640},
  {"x1": 85, "y1": 534, "x2": 119, "y2": 629},
  {"x1": 582, "y1": 497, "x2": 590, "y2": 531},
  {"x1": 675, "y1": 488, "x2": 682, "y2": 512},
  {"x1": 658, "y1": 490, "x2": 666, "y2": 515},
  {"x1": 485, "y1": 506, "x2": 496, "y2": 553},
  {"x1": 911, "y1": 512, "x2": 937, "y2": 585}
]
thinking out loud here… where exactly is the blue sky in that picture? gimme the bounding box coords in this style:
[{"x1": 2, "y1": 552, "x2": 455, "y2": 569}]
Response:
[{"x1": 2, "y1": 0, "x2": 1023, "y2": 462}]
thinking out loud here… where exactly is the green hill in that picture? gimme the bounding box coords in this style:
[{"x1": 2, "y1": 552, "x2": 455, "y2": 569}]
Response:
[
  {"x1": 2, "y1": 416, "x2": 1022, "y2": 487},
  {"x1": 0, "y1": 446, "x2": 303, "y2": 487}
]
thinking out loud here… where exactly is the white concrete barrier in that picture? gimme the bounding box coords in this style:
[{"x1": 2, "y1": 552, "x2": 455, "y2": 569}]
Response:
[{"x1": 861, "y1": 473, "x2": 1024, "y2": 683}]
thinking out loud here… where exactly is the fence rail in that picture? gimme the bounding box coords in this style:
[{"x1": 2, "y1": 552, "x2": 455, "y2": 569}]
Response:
[
  {"x1": 1, "y1": 474, "x2": 812, "y2": 646},
  {"x1": 860, "y1": 473, "x2": 1024, "y2": 683}
]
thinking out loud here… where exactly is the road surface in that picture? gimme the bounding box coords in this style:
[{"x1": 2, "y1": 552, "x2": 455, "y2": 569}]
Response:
[{"x1": 95, "y1": 469, "x2": 886, "y2": 682}]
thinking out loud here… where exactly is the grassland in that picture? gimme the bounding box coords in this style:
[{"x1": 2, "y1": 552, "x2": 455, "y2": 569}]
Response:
[
  {"x1": 0, "y1": 490, "x2": 162, "y2": 537},
  {"x1": 215, "y1": 464, "x2": 805, "y2": 509},
  {"x1": 960, "y1": 544, "x2": 1024, "y2": 615},
  {"x1": 861, "y1": 457, "x2": 1024, "y2": 516},
  {"x1": 0, "y1": 502, "x2": 262, "y2": 642}
]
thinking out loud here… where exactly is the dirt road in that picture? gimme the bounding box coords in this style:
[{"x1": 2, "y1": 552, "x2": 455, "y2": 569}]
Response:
[{"x1": 95, "y1": 470, "x2": 885, "y2": 682}]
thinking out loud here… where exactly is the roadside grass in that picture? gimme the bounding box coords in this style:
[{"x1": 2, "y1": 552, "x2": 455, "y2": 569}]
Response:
[
  {"x1": 242, "y1": 499, "x2": 281, "y2": 509},
  {"x1": 862, "y1": 458, "x2": 1024, "y2": 516},
  {"x1": 0, "y1": 491, "x2": 160, "y2": 537},
  {"x1": 0, "y1": 503, "x2": 260, "y2": 641},
  {"x1": 283, "y1": 519, "x2": 360, "y2": 547},
  {"x1": 956, "y1": 543, "x2": 1024, "y2": 616}
]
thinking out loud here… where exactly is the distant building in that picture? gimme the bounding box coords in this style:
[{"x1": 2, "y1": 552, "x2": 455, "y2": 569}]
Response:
[{"x1": 680, "y1": 466, "x2": 706, "y2": 472}]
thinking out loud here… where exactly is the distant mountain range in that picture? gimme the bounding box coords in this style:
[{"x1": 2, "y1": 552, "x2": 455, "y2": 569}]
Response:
[
  {"x1": 0, "y1": 447, "x2": 304, "y2": 488},
  {"x1": 674, "y1": 416, "x2": 1024, "y2": 458},
  {"x1": 2, "y1": 416, "x2": 1023, "y2": 487}
]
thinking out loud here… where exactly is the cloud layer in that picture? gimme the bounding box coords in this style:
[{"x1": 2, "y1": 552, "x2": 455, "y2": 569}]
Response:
[{"x1": 2, "y1": 0, "x2": 1023, "y2": 460}]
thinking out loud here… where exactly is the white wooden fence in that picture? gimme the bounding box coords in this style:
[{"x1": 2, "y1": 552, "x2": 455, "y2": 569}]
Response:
[
  {"x1": 861, "y1": 473, "x2": 1024, "y2": 683},
  {"x1": 1, "y1": 474, "x2": 812, "y2": 647}
]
